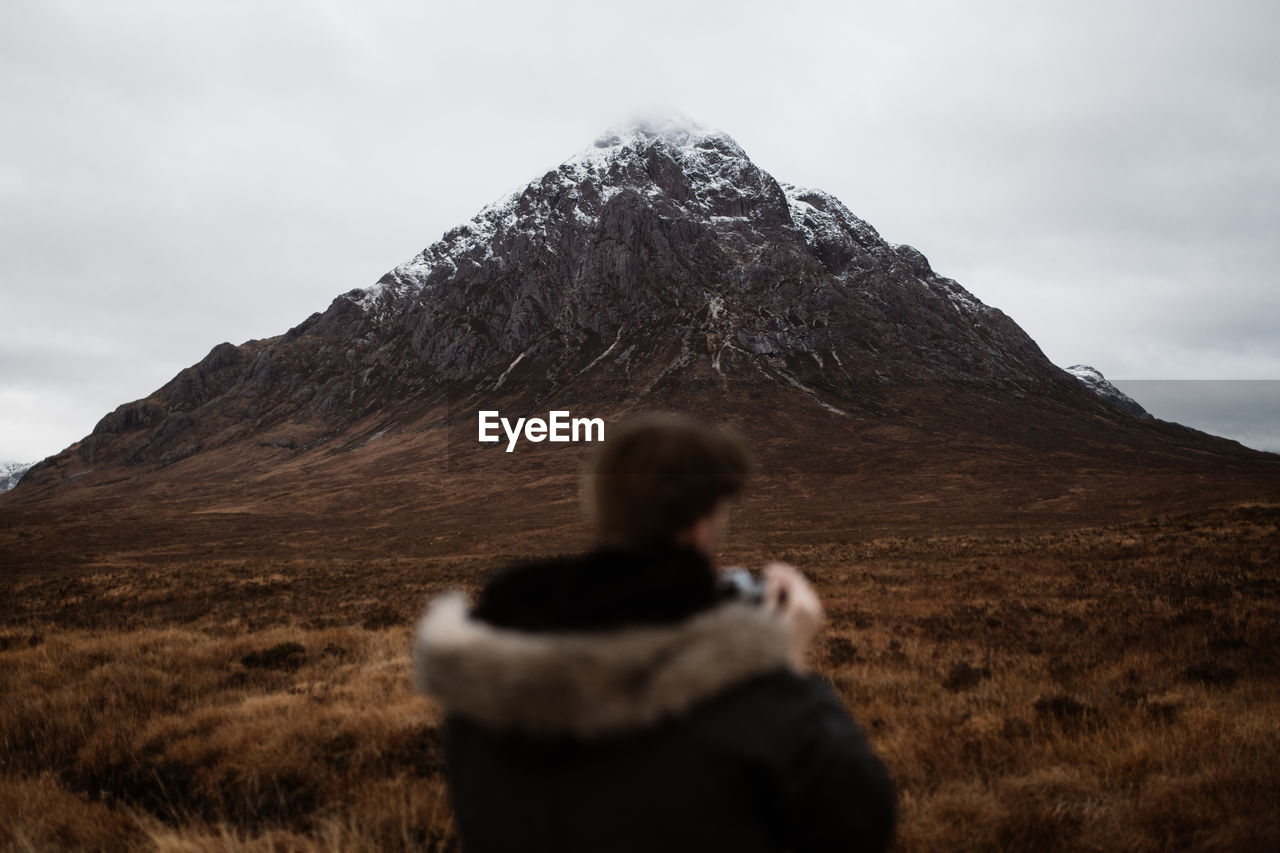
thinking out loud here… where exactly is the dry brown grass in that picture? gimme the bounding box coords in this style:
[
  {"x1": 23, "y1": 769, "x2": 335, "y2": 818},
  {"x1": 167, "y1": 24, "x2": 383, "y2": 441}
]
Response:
[{"x1": 2, "y1": 504, "x2": 1277, "y2": 851}]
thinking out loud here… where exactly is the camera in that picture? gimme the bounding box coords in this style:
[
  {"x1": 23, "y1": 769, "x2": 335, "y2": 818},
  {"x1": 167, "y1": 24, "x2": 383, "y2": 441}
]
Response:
[{"x1": 716, "y1": 567, "x2": 766, "y2": 605}]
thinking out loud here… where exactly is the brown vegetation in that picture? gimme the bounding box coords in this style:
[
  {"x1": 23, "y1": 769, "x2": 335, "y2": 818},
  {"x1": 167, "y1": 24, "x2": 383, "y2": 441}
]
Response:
[{"x1": 2, "y1": 503, "x2": 1277, "y2": 851}]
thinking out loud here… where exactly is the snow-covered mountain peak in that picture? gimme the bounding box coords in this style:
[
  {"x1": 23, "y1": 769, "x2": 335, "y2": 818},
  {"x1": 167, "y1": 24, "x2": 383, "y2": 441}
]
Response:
[
  {"x1": 591, "y1": 113, "x2": 712, "y2": 150},
  {"x1": 1, "y1": 460, "x2": 33, "y2": 493},
  {"x1": 586, "y1": 113, "x2": 752, "y2": 161},
  {"x1": 338, "y1": 118, "x2": 1015, "y2": 387},
  {"x1": 563, "y1": 118, "x2": 752, "y2": 191},
  {"x1": 1066, "y1": 365, "x2": 1151, "y2": 418},
  {"x1": 357, "y1": 119, "x2": 777, "y2": 314},
  {"x1": 1066, "y1": 365, "x2": 1105, "y2": 383}
]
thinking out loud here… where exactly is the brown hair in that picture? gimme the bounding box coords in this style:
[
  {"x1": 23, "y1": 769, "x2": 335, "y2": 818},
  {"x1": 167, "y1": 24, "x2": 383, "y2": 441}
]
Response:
[{"x1": 587, "y1": 413, "x2": 753, "y2": 545}]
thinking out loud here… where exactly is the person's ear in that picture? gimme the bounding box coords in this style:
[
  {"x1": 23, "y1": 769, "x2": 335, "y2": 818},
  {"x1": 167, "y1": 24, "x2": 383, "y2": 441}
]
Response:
[
  {"x1": 680, "y1": 505, "x2": 729, "y2": 555},
  {"x1": 678, "y1": 515, "x2": 714, "y2": 553}
]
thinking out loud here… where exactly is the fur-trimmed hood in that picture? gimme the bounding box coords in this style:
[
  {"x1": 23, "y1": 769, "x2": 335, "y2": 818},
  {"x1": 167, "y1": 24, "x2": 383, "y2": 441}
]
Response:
[{"x1": 412, "y1": 592, "x2": 792, "y2": 738}]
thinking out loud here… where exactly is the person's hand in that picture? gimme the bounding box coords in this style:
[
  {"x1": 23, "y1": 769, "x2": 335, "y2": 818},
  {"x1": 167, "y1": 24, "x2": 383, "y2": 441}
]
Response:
[{"x1": 762, "y1": 561, "x2": 825, "y2": 672}]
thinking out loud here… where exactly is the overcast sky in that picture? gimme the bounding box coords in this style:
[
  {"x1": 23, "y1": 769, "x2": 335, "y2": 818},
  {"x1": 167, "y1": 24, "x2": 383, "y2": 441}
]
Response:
[{"x1": 2, "y1": 0, "x2": 1278, "y2": 462}]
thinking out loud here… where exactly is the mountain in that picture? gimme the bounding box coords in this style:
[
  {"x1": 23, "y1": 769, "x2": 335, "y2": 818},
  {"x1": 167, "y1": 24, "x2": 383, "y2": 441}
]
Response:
[
  {"x1": 4, "y1": 118, "x2": 1278, "y2": 566},
  {"x1": 0, "y1": 461, "x2": 32, "y2": 494},
  {"x1": 18, "y1": 119, "x2": 1075, "y2": 482},
  {"x1": 1066, "y1": 365, "x2": 1151, "y2": 419}
]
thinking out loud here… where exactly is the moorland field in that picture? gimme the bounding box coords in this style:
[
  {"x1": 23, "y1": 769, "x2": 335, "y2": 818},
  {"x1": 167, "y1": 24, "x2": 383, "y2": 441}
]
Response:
[{"x1": 2, "y1": 471, "x2": 1277, "y2": 851}]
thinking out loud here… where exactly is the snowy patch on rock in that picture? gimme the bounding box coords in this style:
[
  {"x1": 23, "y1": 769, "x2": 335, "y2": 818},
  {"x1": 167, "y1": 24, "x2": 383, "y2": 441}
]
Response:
[{"x1": 780, "y1": 182, "x2": 885, "y2": 251}]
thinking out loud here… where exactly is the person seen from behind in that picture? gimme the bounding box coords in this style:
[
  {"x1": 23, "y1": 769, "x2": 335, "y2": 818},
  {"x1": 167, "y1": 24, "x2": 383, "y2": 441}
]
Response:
[{"x1": 413, "y1": 412, "x2": 896, "y2": 852}]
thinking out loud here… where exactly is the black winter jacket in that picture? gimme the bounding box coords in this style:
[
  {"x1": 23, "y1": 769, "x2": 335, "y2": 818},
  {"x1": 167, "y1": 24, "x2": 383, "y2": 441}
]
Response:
[{"x1": 412, "y1": 546, "x2": 895, "y2": 853}]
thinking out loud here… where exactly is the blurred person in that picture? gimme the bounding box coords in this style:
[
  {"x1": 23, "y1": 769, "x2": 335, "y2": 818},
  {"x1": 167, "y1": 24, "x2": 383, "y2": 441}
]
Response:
[{"x1": 413, "y1": 412, "x2": 895, "y2": 852}]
